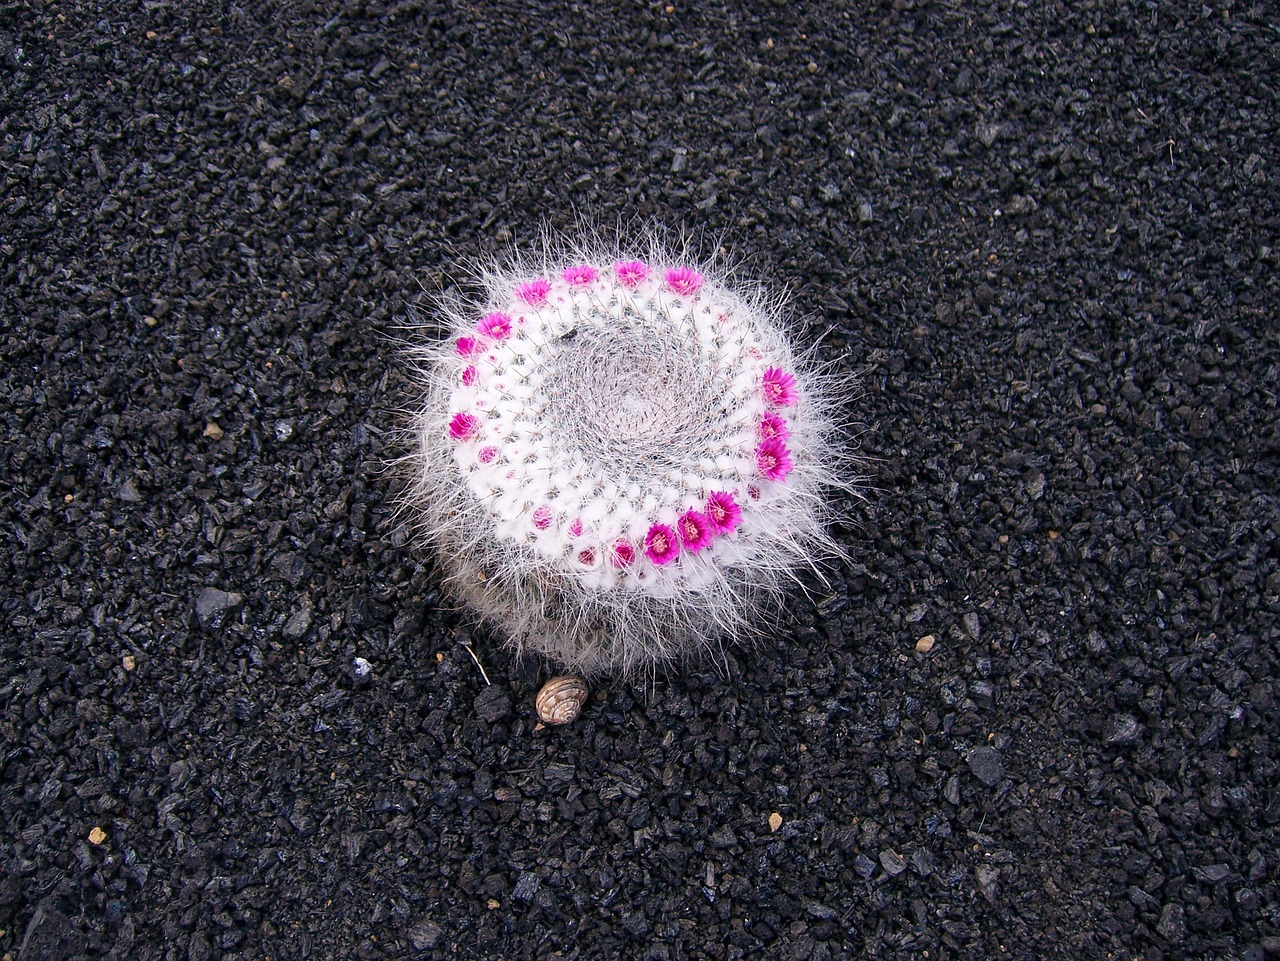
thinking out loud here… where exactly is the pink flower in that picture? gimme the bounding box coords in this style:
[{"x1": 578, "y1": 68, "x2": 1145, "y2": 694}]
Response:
[
  {"x1": 705, "y1": 491, "x2": 742, "y2": 535},
  {"x1": 762, "y1": 367, "x2": 799, "y2": 408},
  {"x1": 455, "y1": 336, "x2": 479, "y2": 357},
  {"x1": 447, "y1": 412, "x2": 479, "y2": 441},
  {"x1": 567, "y1": 518, "x2": 584, "y2": 538},
  {"x1": 759, "y1": 411, "x2": 790, "y2": 442},
  {"x1": 562, "y1": 264, "x2": 597, "y2": 285},
  {"x1": 478, "y1": 446, "x2": 498, "y2": 464},
  {"x1": 461, "y1": 365, "x2": 477, "y2": 386},
  {"x1": 756, "y1": 438, "x2": 794, "y2": 481},
  {"x1": 477, "y1": 311, "x2": 512, "y2": 340},
  {"x1": 665, "y1": 266, "x2": 704, "y2": 297},
  {"x1": 677, "y1": 510, "x2": 713, "y2": 553},
  {"x1": 577, "y1": 549, "x2": 595, "y2": 566},
  {"x1": 644, "y1": 524, "x2": 680, "y2": 565},
  {"x1": 532, "y1": 505, "x2": 553, "y2": 530},
  {"x1": 613, "y1": 260, "x2": 650, "y2": 287},
  {"x1": 517, "y1": 278, "x2": 551, "y2": 306},
  {"x1": 611, "y1": 541, "x2": 636, "y2": 568}
]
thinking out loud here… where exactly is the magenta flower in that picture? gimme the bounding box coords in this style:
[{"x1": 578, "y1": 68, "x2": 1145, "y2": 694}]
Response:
[
  {"x1": 644, "y1": 524, "x2": 680, "y2": 565},
  {"x1": 456, "y1": 335, "x2": 479, "y2": 357},
  {"x1": 532, "y1": 505, "x2": 553, "y2": 530},
  {"x1": 517, "y1": 278, "x2": 551, "y2": 306},
  {"x1": 756, "y1": 438, "x2": 794, "y2": 481},
  {"x1": 577, "y1": 548, "x2": 595, "y2": 566},
  {"x1": 611, "y1": 541, "x2": 636, "y2": 568},
  {"x1": 567, "y1": 518, "x2": 584, "y2": 538},
  {"x1": 759, "y1": 411, "x2": 790, "y2": 442},
  {"x1": 448, "y1": 412, "x2": 480, "y2": 441},
  {"x1": 677, "y1": 510, "x2": 713, "y2": 553},
  {"x1": 478, "y1": 446, "x2": 498, "y2": 464},
  {"x1": 704, "y1": 491, "x2": 742, "y2": 535},
  {"x1": 614, "y1": 260, "x2": 650, "y2": 288},
  {"x1": 477, "y1": 311, "x2": 513, "y2": 340},
  {"x1": 562, "y1": 264, "x2": 598, "y2": 285},
  {"x1": 665, "y1": 266, "x2": 704, "y2": 297},
  {"x1": 762, "y1": 367, "x2": 799, "y2": 408},
  {"x1": 461, "y1": 365, "x2": 477, "y2": 386}
]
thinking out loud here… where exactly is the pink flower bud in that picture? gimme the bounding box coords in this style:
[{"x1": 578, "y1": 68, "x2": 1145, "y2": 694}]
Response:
[
  {"x1": 664, "y1": 266, "x2": 704, "y2": 297},
  {"x1": 644, "y1": 524, "x2": 680, "y2": 565},
  {"x1": 762, "y1": 367, "x2": 799, "y2": 408},
  {"x1": 756, "y1": 438, "x2": 794, "y2": 481},
  {"x1": 705, "y1": 491, "x2": 742, "y2": 535},
  {"x1": 477, "y1": 311, "x2": 513, "y2": 340},
  {"x1": 517, "y1": 278, "x2": 551, "y2": 306},
  {"x1": 677, "y1": 510, "x2": 713, "y2": 553},
  {"x1": 759, "y1": 411, "x2": 791, "y2": 442},
  {"x1": 447, "y1": 412, "x2": 479, "y2": 441},
  {"x1": 613, "y1": 260, "x2": 650, "y2": 288}
]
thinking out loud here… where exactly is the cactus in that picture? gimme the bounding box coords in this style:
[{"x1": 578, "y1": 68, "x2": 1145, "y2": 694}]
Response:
[{"x1": 401, "y1": 230, "x2": 851, "y2": 679}]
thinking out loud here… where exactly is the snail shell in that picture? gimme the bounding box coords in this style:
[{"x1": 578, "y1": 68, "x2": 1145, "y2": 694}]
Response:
[{"x1": 536, "y1": 676, "x2": 588, "y2": 725}]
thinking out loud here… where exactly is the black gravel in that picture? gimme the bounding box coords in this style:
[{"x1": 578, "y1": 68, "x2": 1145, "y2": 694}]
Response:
[{"x1": 3, "y1": 2, "x2": 1278, "y2": 959}]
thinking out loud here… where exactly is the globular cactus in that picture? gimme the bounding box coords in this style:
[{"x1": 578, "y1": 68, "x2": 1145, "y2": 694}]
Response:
[{"x1": 402, "y1": 230, "x2": 850, "y2": 679}]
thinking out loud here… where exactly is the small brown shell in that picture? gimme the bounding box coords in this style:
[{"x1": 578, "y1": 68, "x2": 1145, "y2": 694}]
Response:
[{"x1": 536, "y1": 676, "x2": 588, "y2": 725}]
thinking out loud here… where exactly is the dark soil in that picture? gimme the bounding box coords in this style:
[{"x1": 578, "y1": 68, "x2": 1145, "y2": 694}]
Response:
[{"x1": 2, "y1": 2, "x2": 1278, "y2": 960}]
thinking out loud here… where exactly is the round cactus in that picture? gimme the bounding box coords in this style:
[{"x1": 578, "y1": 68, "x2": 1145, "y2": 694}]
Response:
[{"x1": 402, "y1": 230, "x2": 850, "y2": 678}]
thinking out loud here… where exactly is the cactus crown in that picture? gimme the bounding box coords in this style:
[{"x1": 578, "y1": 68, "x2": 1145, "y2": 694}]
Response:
[{"x1": 403, "y1": 230, "x2": 851, "y2": 679}]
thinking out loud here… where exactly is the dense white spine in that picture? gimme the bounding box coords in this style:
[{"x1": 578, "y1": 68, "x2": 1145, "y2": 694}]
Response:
[{"x1": 399, "y1": 230, "x2": 853, "y2": 679}]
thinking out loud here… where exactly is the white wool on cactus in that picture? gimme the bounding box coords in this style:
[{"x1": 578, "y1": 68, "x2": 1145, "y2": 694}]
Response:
[{"x1": 401, "y1": 231, "x2": 852, "y2": 679}]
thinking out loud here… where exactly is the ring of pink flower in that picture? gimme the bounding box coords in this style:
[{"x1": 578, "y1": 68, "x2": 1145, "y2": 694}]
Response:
[
  {"x1": 635, "y1": 490, "x2": 744, "y2": 568},
  {"x1": 643, "y1": 523, "x2": 680, "y2": 566},
  {"x1": 759, "y1": 411, "x2": 789, "y2": 442},
  {"x1": 762, "y1": 366, "x2": 798, "y2": 409},
  {"x1": 665, "y1": 266, "x2": 703, "y2": 297},
  {"x1": 562, "y1": 264, "x2": 598, "y2": 286},
  {"x1": 448, "y1": 412, "x2": 480, "y2": 440},
  {"x1": 705, "y1": 491, "x2": 743, "y2": 534},
  {"x1": 756, "y1": 437, "x2": 793, "y2": 482},
  {"x1": 447, "y1": 266, "x2": 807, "y2": 574},
  {"x1": 614, "y1": 260, "x2": 649, "y2": 287},
  {"x1": 477, "y1": 311, "x2": 512, "y2": 339},
  {"x1": 517, "y1": 278, "x2": 551, "y2": 306}
]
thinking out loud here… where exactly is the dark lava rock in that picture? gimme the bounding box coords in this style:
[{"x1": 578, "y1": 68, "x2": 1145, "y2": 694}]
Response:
[
  {"x1": 473, "y1": 684, "x2": 512, "y2": 723},
  {"x1": 879, "y1": 850, "x2": 907, "y2": 877},
  {"x1": 966, "y1": 746, "x2": 1005, "y2": 787},
  {"x1": 1104, "y1": 713, "x2": 1143, "y2": 746},
  {"x1": 408, "y1": 919, "x2": 442, "y2": 950},
  {"x1": 270, "y1": 552, "x2": 307, "y2": 586},
  {"x1": 18, "y1": 902, "x2": 85, "y2": 961},
  {"x1": 1157, "y1": 902, "x2": 1187, "y2": 941},
  {"x1": 512, "y1": 872, "x2": 540, "y2": 902},
  {"x1": 281, "y1": 606, "x2": 313, "y2": 640},
  {"x1": 194, "y1": 587, "x2": 243, "y2": 630},
  {"x1": 1192, "y1": 863, "x2": 1231, "y2": 884}
]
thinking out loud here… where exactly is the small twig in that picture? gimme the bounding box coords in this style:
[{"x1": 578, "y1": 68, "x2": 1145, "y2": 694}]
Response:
[
  {"x1": 1159, "y1": 138, "x2": 1175, "y2": 165},
  {"x1": 461, "y1": 643, "x2": 491, "y2": 686}
]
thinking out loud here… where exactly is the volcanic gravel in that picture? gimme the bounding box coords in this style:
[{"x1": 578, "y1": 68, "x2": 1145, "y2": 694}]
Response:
[{"x1": 2, "y1": 2, "x2": 1278, "y2": 960}]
